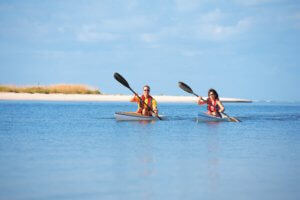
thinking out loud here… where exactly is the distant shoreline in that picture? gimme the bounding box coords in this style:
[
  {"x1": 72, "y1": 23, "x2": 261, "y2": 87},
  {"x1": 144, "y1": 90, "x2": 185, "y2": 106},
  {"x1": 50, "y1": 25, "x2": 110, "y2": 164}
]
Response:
[
  {"x1": 0, "y1": 92, "x2": 252, "y2": 103},
  {"x1": 0, "y1": 84, "x2": 100, "y2": 94}
]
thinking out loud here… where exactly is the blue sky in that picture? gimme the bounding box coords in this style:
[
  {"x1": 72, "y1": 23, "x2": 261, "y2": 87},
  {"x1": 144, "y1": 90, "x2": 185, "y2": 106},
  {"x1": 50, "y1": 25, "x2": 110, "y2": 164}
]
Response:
[{"x1": 0, "y1": 0, "x2": 300, "y2": 101}]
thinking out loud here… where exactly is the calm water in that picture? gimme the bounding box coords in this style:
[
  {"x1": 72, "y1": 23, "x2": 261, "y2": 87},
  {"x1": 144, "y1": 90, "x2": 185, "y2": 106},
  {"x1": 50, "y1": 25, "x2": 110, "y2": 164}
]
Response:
[{"x1": 0, "y1": 101, "x2": 300, "y2": 200}]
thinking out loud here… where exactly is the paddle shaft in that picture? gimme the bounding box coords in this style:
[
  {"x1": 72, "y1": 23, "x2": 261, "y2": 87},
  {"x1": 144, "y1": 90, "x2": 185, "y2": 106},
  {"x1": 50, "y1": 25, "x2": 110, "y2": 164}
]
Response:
[
  {"x1": 189, "y1": 91, "x2": 206, "y2": 101},
  {"x1": 221, "y1": 112, "x2": 240, "y2": 122},
  {"x1": 191, "y1": 92, "x2": 199, "y2": 97}
]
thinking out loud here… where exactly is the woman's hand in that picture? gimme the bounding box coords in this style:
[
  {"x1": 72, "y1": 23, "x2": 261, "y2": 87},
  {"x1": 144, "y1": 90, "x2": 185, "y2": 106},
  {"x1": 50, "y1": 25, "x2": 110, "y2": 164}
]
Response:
[{"x1": 198, "y1": 96, "x2": 205, "y2": 105}]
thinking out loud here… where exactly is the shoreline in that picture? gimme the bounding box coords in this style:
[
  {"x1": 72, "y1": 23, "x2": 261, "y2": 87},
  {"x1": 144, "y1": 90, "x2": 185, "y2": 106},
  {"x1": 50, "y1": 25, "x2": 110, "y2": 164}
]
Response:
[{"x1": 0, "y1": 92, "x2": 252, "y2": 103}]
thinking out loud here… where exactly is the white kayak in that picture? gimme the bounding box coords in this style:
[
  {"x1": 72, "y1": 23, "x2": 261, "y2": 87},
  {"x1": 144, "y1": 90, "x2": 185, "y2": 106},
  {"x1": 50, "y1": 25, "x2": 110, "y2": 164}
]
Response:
[
  {"x1": 114, "y1": 112, "x2": 164, "y2": 121},
  {"x1": 197, "y1": 112, "x2": 231, "y2": 122}
]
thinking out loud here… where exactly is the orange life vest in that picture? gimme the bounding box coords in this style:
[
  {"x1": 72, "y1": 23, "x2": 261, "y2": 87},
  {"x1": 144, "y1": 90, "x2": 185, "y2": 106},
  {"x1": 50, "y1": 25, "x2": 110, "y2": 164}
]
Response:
[{"x1": 137, "y1": 95, "x2": 153, "y2": 113}]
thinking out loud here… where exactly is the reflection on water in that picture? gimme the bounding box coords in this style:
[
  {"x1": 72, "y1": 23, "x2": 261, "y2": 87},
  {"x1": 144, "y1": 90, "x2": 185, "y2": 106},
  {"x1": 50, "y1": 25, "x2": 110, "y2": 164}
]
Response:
[
  {"x1": 207, "y1": 126, "x2": 220, "y2": 194},
  {"x1": 116, "y1": 120, "x2": 158, "y2": 125}
]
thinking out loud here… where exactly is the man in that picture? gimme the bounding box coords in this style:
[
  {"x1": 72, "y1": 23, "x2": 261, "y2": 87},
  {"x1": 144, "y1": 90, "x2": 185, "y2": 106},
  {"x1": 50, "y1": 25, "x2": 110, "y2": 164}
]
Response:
[{"x1": 130, "y1": 85, "x2": 158, "y2": 116}]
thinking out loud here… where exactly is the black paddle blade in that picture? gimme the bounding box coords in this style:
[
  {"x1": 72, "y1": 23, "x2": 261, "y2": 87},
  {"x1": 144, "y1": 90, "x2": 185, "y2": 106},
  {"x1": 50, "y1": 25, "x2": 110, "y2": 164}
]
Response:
[
  {"x1": 114, "y1": 72, "x2": 130, "y2": 89},
  {"x1": 178, "y1": 81, "x2": 194, "y2": 94}
]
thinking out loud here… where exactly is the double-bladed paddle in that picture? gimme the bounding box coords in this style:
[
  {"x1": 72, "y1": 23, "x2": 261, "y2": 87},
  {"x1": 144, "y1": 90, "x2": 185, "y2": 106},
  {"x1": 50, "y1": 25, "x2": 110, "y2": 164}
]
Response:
[
  {"x1": 114, "y1": 72, "x2": 161, "y2": 120},
  {"x1": 178, "y1": 81, "x2": 240, "y2": 122}
]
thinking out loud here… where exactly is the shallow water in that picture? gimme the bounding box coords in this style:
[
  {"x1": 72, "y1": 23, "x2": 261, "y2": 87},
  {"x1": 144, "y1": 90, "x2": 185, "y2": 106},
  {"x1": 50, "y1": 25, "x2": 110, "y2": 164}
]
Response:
[{"x1": 0, "y1": 101, "x2": 300, "y2": 200}]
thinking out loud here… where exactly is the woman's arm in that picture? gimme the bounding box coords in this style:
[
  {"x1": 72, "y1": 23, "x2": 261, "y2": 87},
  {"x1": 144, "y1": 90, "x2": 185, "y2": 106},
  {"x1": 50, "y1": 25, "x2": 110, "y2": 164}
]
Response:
[
  {"x1": 217, "y1": 100, "x2": 225, "y2": 113},
  {"x1": 197, "y1": 96, "x2": 206, "y2": 105}
]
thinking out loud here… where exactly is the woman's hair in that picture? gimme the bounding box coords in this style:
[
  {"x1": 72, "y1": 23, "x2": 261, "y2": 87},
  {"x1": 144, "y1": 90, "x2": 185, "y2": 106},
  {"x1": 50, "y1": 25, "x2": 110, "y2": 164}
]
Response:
[{"x1": 208, "y1": 88, "x2": 219, "y2": 100}]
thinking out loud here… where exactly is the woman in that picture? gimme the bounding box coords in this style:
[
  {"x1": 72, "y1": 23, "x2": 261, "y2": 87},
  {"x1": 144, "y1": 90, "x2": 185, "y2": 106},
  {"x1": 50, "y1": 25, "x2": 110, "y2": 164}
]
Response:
[{"x1": 198, "y1": 88, "x2": 225, "y2": 117}]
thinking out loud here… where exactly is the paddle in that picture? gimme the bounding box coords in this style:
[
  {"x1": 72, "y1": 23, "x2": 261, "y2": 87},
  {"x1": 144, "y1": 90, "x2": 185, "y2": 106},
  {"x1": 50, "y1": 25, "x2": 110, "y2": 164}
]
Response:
[
  {"x1": 114, "y1": 72, "x2": 161, "y2": 120},
  {"x1": 178, "y1": 81, "x2": 200, "y2": 98},
  {"x1": 220, "y1": 112, "x2": 240, "y2": 122},
  {"x1": 178, "y1": 81, "x2": 240, "y2": 122}
]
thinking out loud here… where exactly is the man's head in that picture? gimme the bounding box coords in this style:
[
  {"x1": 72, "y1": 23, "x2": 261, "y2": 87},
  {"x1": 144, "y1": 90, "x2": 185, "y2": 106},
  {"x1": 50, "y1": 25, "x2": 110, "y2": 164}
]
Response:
[{"x1": 143, "y1": 85, "x2": 150, "y2": 97}]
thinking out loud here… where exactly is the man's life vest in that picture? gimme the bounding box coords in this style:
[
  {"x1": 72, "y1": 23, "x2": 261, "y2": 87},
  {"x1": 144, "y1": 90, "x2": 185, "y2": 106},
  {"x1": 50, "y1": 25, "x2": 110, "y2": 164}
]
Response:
[{"x1": 137, "y1": 95, "x2": 153, "y2": 113}]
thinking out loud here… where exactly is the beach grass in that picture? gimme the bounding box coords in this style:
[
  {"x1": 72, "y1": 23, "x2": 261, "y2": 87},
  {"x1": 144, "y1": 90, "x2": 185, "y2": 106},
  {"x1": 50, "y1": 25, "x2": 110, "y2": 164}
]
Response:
[{"x1": 0, "y1": 84, "x2": 101, "y2": 94}]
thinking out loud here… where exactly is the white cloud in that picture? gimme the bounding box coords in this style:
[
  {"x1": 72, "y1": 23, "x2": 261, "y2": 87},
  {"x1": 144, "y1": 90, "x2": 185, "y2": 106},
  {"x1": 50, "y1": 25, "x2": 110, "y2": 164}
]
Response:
[
  {"x1": 75, "y1": 15, "x2": 152, "y2": 42},
  {"x1": 185, "y1": 9, "x2": 254, "y2": 40},
  {"x1": 0, "y1": 1, "x2": 254, "y2": 45},
  {"x1": 139, "y1": 9, "x2": 253, "y2": 44},
  {"x1": 76, "y1": 15, "x2": 153, "y2": 43},
  {"x1": 76, "y1": 25, "x2": 120, "y2": 42},
  {"x1": 197, "y1": 17, "x2": 253, "y2": 40},
  {"x1": 139, "y1": 25, "x2": 181, "y2": 45}
]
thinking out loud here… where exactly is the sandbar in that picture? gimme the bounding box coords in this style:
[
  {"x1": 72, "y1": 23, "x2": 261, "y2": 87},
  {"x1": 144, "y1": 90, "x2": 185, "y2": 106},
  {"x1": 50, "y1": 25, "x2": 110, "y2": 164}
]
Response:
[{"x1": 0, "y1": 93, "x2": 252, "y2": 103}]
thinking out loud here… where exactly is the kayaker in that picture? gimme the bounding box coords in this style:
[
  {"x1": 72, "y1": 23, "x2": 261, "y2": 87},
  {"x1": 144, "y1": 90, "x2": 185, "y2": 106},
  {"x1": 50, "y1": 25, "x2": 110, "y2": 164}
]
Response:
[
  {"x1": 130, "y1": 85, "x2": 158, "y2": 116},
  {"x1": 198, "y1": 88, "x2": 225, "y2": 117}
]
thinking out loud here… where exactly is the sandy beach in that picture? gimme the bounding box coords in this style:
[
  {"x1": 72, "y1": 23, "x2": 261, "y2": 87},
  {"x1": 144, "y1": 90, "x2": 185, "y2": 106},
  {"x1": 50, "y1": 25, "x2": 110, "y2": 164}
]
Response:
[{"x1": 0, "y1": 92, "x2": 252, "y2": 103}]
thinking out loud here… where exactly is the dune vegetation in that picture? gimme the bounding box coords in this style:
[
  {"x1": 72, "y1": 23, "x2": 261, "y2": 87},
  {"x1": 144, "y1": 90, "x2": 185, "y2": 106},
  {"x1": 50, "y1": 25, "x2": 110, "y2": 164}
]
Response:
[{"x1": 0, "y1": 84, "x2": 101, "y2": 94}]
